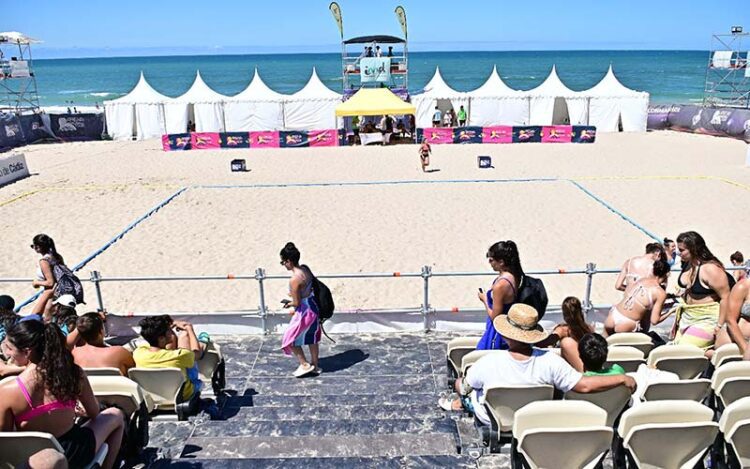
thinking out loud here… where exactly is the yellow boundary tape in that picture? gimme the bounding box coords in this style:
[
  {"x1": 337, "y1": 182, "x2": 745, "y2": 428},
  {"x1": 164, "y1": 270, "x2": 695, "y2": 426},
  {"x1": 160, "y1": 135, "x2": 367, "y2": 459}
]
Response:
[
  {"x1": 0, "y1": 183, "x2": 181, "y2": 208},
  {"x1": 575, "y1": 175, "x2": 750, "y2": 192}
]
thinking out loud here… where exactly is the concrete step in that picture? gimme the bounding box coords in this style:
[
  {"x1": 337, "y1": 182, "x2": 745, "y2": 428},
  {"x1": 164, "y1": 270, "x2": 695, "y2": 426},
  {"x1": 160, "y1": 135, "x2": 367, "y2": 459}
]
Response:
[
  {"x1": 229, "y1": 403, "x2": 442, "y2": 421},
  {"x1": 225, "y1": 392, "x2": 436, "y2": 408},
  {"x1": 151, "y1": 454, "x2": 478, "y2": 468},
  {"x1": 179, "y1": 433, "x2": 460, "y2": 459},
  {"x1": 191, "y1": 417, "x2": 457, "y2": 438},
  {"x1": 245, "y1": 375, "x2": 436, "y2": 396}
]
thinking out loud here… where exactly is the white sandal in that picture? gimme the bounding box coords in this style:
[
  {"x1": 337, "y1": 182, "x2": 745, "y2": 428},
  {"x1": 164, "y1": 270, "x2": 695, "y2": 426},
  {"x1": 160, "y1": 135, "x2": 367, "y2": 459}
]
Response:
[{"x1": 293, "y1": 363, "x2": 315, "y2": 378}]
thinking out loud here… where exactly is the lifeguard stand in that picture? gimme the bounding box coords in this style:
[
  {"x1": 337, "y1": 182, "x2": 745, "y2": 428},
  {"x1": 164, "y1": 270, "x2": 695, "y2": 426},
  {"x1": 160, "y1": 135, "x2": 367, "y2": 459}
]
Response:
[
  {"x1": 703, "y1": 27, "x2": 750, "y2": 109},
  {"x1": 341, "y1": 35, "x2": 409, "y2": 99},
  {"x1": 0, "y1": 32, "x2": 41, "y2": 113}
]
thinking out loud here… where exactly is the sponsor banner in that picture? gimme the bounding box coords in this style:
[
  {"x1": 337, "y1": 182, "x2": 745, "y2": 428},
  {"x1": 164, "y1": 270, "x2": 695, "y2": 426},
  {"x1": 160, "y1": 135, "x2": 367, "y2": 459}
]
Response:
[
  {"x1": 422, "y1": 127, "x2": 454, "y2": 144},
  {"x1": 249, "y1": 131, "x2": 280, "y2": 148},
  {"x1": 647, "y1": 105, "x2": 675, "y2": 131},
  {"x1": 482, "y1": 126, "x2": 513, "y2": 143},
  {"x1": 308, "y1": 129, "x2": 338, "y2": 147},
  {"x1": 360, "y1": 57, "x2": 391, "y2": 83},
  {"x1": 220, "y1": 132, "x2": 251, "y2": 149},
  {"x1": 571, "y1": 126, "x2": 597, "y2": 143},
  {"x1": 48, "y1": 113, "x2": 104, "y2": 142},
  {"x1": 513, "y1": 126, "x2": 542, "y2": 143},
  {"x1": 453, "y1": 127, "x2": 483, "y2": 144},
  {"x1": 280, "y1": 131, "x2": 309, "y2": 148},
  {"x1": 541, "y1": 126, "x2": 573, "y2": 143},
  {"x1": 190, "y1": 132, "x2": 221, "y2": 150},
  {"x1": 0, "y1": 153, "x2": 30, "y2": 186},
  {"x1": 0, "y1": 113, "x2": 25, "y2": 152},
  {"x1": 18, "y1": 114, "x2": 53, "y2": 145},
  {"x1": 162, "y1": 133, "x2": 192, "y2": 151}
]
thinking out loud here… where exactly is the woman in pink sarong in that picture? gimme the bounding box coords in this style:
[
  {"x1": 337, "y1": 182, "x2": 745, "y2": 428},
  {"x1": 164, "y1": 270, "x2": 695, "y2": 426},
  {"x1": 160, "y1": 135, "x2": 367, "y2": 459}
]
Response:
[{"x1": 279, "y1": 242, "x2": 321, "y2": 378}]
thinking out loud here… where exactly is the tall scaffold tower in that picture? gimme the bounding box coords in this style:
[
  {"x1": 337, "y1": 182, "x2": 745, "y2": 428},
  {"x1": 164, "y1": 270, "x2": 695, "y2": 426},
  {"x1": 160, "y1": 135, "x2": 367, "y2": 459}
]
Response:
[
  {"x1": 703, "y1": 26, "x2": 750, "y2": 109},
  {"x1": 0, "y1": 32, "x2": 42, "y2": 113}
]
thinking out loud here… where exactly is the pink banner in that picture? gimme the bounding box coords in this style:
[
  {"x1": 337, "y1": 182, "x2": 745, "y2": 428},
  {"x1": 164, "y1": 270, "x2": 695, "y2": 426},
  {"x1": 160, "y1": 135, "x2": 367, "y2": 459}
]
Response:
[
  {"x1": 422, "y1": 127, "x2": 454, "y2": 144},
  {"x1": 308, "y1": 129, "x2": 338, "y2": 147},
  {"x1": 191, "y1": 132, "x2": 221, "y2": 150},
  {"x1": 541, "y1": 126, "x2": 573, "y2": 143},
  {"x1": 250, "y1": 131, "x2": 280, "y2": 148},
  {"x1": 482, "y1": 126, "x2": 513, "y2": 143},
  {"x1": 161, "y1": 135, "x2": 171, "y2": 151}
]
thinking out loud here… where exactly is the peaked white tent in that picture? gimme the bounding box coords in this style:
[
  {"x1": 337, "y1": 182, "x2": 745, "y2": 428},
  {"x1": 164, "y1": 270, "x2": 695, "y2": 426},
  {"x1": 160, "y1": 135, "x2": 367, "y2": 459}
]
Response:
[
  {"x1": 170, "y1": 71, "x2": 229, "y2": 133},
  {"x1": 467, "y1": 66, "x2": 529, "y2": 126},
  {"x1": 411, "y1": 67, "x2": 469, "y2": 128},
  {"x1": 224, "y1": 69, "x2": 286, "y2": 131},
  {"x1": 104, "y1": 72, "x2": 169, "y2": 140},
  {"x1": 283, "y1": 68, "x2": 341, "y2": 130},
  {"x1": 585, "y1": 66, "x2": 649, "y2": 132},
  {"x1": 527, "y1": 66, "x2": 588, "y2": 125}
]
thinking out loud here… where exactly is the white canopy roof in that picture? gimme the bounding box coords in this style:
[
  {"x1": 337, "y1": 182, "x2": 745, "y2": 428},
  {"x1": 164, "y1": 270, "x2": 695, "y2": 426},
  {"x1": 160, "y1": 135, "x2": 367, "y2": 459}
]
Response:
[
  {"x1": 527, "y1": 66, "x2": 581, "y2": 97},
  {"x1": 470, "y1": 66, "x2": 523, "y2": 96},
  {"x1": 585, "y1": 65, "x2": 647, "y2": 97},
  {"x1": 106, "y1": 72, "x2": 169, "y2": 105},
  {"x1": 0, "y1": 31, "x2": 42, "y2": 44},
  {"x1": 230, "y1": 69, "x2": 286, "y2": 101},
  {"x1": 419, "y1": 67, "x2": 465, "y2": 98},
  {"x1": 287, "y1": 68, "x2": 341, "y2": 101},
  {"x1": 174, "y1": 71, "x2": 229, "y2": 103}
]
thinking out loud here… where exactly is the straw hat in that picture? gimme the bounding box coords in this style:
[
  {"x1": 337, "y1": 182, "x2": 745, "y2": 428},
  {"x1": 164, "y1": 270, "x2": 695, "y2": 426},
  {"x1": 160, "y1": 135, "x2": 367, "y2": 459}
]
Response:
[{"x1": 492, "y1": 303, "x2": 548, "y2": 344}]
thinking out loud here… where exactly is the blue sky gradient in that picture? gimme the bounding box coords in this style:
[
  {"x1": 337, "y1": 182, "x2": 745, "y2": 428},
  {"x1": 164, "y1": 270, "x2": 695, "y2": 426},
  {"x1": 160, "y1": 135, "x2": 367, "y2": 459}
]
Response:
[{"x1": 4, "y1": 0, "x2": 749, "y2": 58}]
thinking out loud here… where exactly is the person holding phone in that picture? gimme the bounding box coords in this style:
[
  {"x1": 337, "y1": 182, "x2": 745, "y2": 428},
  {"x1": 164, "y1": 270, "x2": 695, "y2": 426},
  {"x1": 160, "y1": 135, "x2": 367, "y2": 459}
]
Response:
[{"x1": 476, "y1": 241, "x2": 524, "y2": 350}]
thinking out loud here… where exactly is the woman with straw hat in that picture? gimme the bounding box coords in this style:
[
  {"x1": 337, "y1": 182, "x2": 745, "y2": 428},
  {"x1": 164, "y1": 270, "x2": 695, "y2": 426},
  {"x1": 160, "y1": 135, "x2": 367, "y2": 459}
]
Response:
[{"x1": 439, "y1": 303, "x2": 636, "y2": 420}]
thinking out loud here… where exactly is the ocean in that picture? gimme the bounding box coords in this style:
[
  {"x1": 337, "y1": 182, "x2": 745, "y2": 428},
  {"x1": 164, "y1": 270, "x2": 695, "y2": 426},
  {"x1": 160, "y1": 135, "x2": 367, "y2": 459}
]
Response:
[{"x1": 30, "y1": 50, "x2": 707, "y2": 107}]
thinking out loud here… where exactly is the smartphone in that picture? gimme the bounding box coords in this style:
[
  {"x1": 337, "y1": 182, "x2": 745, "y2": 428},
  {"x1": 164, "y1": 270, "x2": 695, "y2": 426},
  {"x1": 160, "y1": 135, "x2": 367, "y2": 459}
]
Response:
[
  {"x1": 478, "y1": 287, "x2": 484, "y2": 293},
  {"x1": 281, "y1": 299, "x2": 290, "y2": 305}
]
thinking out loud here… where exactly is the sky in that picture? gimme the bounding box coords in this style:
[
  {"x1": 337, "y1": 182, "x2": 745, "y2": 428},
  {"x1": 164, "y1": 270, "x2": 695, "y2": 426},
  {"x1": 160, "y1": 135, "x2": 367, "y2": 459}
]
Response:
[{"x1": 3, "y1": 0, "x2": 749, "y2": 58}]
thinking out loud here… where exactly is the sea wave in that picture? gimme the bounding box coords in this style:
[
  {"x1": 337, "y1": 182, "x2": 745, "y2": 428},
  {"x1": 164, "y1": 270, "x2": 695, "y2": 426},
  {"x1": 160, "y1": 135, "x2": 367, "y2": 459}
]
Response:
[
  {"x1": 58, "y1": 89, "x2": 93, "y2": 94},
  {"x1": 90, "y1": 92, "x2": 114, "y2": 97}
]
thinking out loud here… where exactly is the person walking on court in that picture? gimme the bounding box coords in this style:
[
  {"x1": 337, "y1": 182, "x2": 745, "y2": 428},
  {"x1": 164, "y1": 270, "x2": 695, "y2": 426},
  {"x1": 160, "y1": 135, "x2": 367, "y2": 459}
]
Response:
[
  {"x1": 279, "y1": 242, "x2": 321, "y2": 377},
  {"x1": 419, "y1": 138, "x2": 432, "y2": 172}
]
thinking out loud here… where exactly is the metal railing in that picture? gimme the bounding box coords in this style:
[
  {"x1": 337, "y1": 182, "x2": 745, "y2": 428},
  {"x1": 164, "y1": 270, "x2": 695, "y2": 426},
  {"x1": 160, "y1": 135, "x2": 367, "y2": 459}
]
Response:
[{"x1": 2, "y1": 261, "x2": 747, "y2": 334}]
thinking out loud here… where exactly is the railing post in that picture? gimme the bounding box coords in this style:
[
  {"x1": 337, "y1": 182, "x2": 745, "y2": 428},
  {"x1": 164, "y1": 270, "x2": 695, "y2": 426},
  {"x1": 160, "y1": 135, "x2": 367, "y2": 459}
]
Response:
[
  {"x1": 421, "y1": 265, "x2": 432, "y2": 332},
  {"x1": 582, "y1": 262, "x2": 597, "y2": 317},
  {"x1": 255, "y1": 267, "x2": 268, "y2": 335},
  {"x1": 90, "y1": 270, "x2": 105, "y2": 313}
]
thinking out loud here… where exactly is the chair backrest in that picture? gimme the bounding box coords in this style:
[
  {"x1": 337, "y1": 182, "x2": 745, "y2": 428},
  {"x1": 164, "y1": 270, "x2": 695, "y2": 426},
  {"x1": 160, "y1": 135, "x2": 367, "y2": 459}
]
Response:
[
  {"x1": 618, "y1": 400, "x2": 718, "y2": 469},
  {"x1": 607, "y1": 333, "x2": 654, "y2": 356},
  {"x1": 84, "y1": 367, "x2": 122, "y2": 377},
  {"x1": 483, "y1": 385, "x2": 555, "y2": 432},
  {"x1": 647, "y1": 345, "x2": 708, "y2": 379},
  {"x1": 641, "y1": 379, "x2": 711, "y2": 403},
  {"x1": 711, "y1": 361, "x2": 750, "y2": 406},
  {"x1": 725, "y1": 418, "x2": 750, "y2": 464},
  {"x1": 605, "y1": 345, "x2": 646, "y2": 373},
  {"x1": 127, "y1": 367, "x2": 185, "y2": 409},
  {"x1": 565, "y1": 384, "x2": 632, "y2": 427},
  {"x1": 711, "y1": 343, "x2": 742, "y2": 368},
  {"x1": 197, "y1": 343, "x2": 222, "y2": 382},
  {"x1": 88, "y1": 375, "x2": 148, "y2": 416},
  {"x1": 460, "y1": 349, "x2": 500, "y2": 376},
  {"x1": 446, "y1": 336, "x2": 479, "y2": 374},
  {"x1": 514, "y1": 401, "x2": 612, "y2": 469},
  {"x1": 718, "y1": 396, "x2": 750, "y2": 437},
  {"x1": 0, "y1": 431, "x2": 63, "y2": 467}
]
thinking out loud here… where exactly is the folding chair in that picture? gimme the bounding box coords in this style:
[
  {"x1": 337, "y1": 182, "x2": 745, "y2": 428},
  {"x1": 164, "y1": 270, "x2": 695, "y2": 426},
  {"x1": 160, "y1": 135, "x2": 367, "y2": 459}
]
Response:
[
  {"x1": 607, "y1": 333, "x2": 654, "y2": 357},
  {"x1": 0, "y1": 432, "x2": 107, "y2": 469},
  {"x1": 647, "y1": 344, "x2": 709, "y2": 379},
  {"x1": 604, "y1": 345, "x2": 646, "y2": 373}
]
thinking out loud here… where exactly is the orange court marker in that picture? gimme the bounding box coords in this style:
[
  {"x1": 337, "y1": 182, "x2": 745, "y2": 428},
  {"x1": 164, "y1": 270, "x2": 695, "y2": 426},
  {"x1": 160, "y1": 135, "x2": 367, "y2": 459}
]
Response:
[
  {"x1": 227, "y1": 274, "x2": 236, "y2": 279},
  {"x1": 451, "y1": 307, "x2": 459, "y2": 313},
  {"x1": 393, "y1": 272, "x2": 401, "y2": 277},
  {"x1": 558, "y1": 268, "x2": 567, "y2": 273}
]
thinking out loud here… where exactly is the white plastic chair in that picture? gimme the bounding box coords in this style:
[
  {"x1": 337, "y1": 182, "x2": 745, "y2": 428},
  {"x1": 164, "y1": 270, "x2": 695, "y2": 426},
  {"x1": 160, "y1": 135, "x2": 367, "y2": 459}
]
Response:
[
  {"x1": 88, "y1": 375, "x2": 151, "y2": 454},
  {"x1": 83, "y1": 367, "x2": 122, "y2": 377},
  {"x1": 647, "y1": 344, "x2": 709, "y2": 379},
  {"x1": 711, "y1": 343, "x2": 742, "y2": 368},
  {"x1": 711, "y1": 361, "x2": 750, "y2": 408},
  {"x1": 566, "y1": 384, "x2": 632, "y2": 427},
  {"x1": 197, "y1": 342, "x2": 226, "y2": 395},
  {"x1": 127, "y1": 367, "x2": 198, "y2": 420},
  {"x1": 460, "y1": 349, "x2": 500, "y2": 377},
  {"x1": 513, "y1": 400, "x2": 613, "y2": 469},
  {"x1": 718, "y1": 396, "x2": 750, "y2": 468},
  {"x1": 0, "y1": 431, "x2": 107, "y2": 469},
  {"x1": 604, "y1": 345, "x2": 646, "y2": 373},
  {"x1": 446, "y1": 336, "x2": 480, "y2": 378},
  {"x1": 607, "y1": 333, "x2": 654, "y2": 357},
  {"x1": 617, "y1": 400, "x2": 718, "y2": 469},
  {"x1": 641, "y1": 379, "x2": 711, "y2": 402},
  {"x1": 482, "y1": 384, "x2": 555, "y2": 447}
]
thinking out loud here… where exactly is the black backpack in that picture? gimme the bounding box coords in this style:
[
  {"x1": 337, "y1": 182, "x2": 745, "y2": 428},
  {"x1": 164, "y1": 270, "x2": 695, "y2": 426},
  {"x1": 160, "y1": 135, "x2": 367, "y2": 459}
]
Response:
[
  {"x1": 311, "y1": 276, "x2": 334, "y2": 323},
  {"x1": 516, "y1": 275, "x2": 548, "y2": 319},
  {"x1": 52, "y1": 263, "x2": 85, "y2": 305}
]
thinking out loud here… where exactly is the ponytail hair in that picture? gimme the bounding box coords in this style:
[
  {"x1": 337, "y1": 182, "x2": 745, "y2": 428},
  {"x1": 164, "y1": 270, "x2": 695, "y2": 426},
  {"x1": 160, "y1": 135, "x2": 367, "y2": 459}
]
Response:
[
  {"x1": 32, "y1": 234, "x2": 65, "y2": 265},
  {"x1": 561, "y1": 296, "x2": 592, "y2": 342},
  {"x1": 487, "y1": 240, "x2": 525, "y2": 283},
  {"x1": 6, "y1": 320, "x2": 81, "y2": 401}
]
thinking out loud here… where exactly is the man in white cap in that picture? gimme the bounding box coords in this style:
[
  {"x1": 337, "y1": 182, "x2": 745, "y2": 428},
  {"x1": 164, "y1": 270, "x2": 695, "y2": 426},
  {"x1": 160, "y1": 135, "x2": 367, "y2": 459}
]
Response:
[{"x1": 440, "y1": 303, "x2": 636, "y2": 426}]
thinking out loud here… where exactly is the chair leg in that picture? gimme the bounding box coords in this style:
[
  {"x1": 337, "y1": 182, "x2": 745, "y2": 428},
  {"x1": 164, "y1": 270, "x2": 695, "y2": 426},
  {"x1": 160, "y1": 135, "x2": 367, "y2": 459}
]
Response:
[{"x1": 612, "y1": 433, "x2": 627, "y2": 469}]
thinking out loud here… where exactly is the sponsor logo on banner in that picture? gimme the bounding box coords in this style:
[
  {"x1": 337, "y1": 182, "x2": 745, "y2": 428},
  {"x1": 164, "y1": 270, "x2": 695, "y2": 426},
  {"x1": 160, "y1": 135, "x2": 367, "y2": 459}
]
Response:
[
  {"x1": 571, "y1": 126, "x2": 597, "y2": 143},
  {"x1": 249, "y1": 131, "x2": 280, "y2": 148},
  {"x1": 308, "y1": 129, "x2": 338, "y2": 147},
  {"x1": 482, "y1": 126, "x2": 513, "y2": 143},
  {"x1": 454, "y1": 127, "x2": 483, "y2": 144},
  {"x1": 190, "y1": 132, "x2": 221, "y2": 150},
  {"x1": 4, "y1": 124, "x2": 20, "y2": 138},
  {"x1": 424, "y1": 127, "x2": 454, "y2": 144},
  {"x1": 360, "y1": 58, "x2": 391, "y2": 83},
  {"x1": 0, "y1": 153, "x2": 30, "y2": 186},
  {"x1": 541, "y1": 126, "x2": 573, "y2": 143},
  {"x1": 57, "y1": 116, "x2": 84, "y2": 133},
  {"x1": 512, "y1": 126, "x2": 542, "y2": 143}
]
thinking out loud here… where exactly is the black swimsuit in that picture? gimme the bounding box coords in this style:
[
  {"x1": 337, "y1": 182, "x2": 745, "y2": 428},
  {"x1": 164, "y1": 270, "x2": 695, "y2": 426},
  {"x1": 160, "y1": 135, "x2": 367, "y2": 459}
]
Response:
[{"x1": 678, "y1": 264, "x2": 736, "y2": 297}]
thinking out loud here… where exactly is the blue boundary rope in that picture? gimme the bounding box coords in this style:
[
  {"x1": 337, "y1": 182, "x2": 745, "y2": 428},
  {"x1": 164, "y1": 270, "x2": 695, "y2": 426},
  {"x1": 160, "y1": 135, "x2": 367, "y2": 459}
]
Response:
[{"x1": 16, "y1": 187, "x2": 189, "y2": 311}]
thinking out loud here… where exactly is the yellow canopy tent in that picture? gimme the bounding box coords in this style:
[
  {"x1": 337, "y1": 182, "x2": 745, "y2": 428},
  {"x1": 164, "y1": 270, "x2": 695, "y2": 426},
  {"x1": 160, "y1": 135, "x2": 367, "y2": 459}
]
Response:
[{"x1": 335, "y1": 88, "x2": 416, "y2": 117}]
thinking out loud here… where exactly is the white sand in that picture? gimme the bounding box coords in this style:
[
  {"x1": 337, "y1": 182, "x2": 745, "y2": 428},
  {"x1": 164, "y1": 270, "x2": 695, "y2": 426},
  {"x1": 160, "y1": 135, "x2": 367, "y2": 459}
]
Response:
[{"x1": 1, "y1": 132, "x2": 748, "y2": 314}]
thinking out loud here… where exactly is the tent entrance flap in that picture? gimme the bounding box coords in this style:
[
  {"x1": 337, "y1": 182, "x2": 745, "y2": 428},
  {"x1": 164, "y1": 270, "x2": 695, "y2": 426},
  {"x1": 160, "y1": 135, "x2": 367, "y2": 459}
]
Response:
[{"x1": 335, "y1": 88, "x2": 415, "y2": 117}]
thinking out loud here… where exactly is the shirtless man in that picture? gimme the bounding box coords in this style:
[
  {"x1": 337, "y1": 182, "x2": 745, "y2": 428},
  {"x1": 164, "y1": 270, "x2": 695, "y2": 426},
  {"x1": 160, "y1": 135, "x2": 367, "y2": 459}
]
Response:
[
  {"x1": 72, "y1": 312, "x2": 135, "y2": 375},
  {"x1": 605, "y1": 258, "x2": 669, "y2": 335},
  {"x1": 614, "y1": 242, "x2": 666, "y2": 292}
]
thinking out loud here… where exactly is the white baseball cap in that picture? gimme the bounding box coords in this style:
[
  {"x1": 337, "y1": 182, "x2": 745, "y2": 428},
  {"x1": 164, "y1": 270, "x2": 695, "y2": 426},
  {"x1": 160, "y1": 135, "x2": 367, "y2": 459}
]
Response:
[{"x1": 53, "y1": 294, "x2": 77, "y2": 309}]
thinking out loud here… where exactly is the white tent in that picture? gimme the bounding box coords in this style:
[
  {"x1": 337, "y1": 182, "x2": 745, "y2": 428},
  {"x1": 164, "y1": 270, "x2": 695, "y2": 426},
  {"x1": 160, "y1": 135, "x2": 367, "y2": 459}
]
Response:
[
  {"x1": 467, "y1": 66, "x2": 529, "y2": 126},
  {"x1": 527, "y1": 66, "x2": 588, "y2": 125},
  {"x1": 585, "y1": 66, "x2": 649, "y2": 132},
  {"x1": 283, "y1": 68, "x2": 341, "y2": 130},
  {"x1": 411, "y1": 67, "x2": 469, "y2": 128},
  {"x1": 224, "y1": 69, "x2": 286, "y2": 131},
  {"x1": 171, "y1": 71, "x2": 228, "y2": 133},
  {"x1": 104, "y1": 72, "x2": 169, "y2": 140}
]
